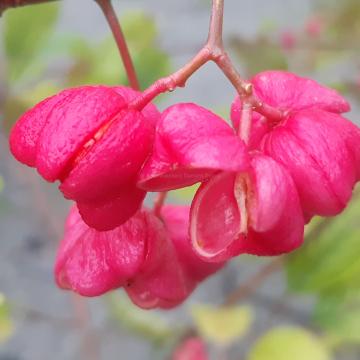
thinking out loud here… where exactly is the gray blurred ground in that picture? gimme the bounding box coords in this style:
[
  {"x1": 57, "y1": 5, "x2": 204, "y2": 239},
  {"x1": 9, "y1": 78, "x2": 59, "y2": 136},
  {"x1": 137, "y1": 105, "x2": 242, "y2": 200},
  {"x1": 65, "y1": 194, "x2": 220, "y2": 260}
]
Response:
[{"x1": 1, "y1": 1, "x2": 356, "y2": 359}]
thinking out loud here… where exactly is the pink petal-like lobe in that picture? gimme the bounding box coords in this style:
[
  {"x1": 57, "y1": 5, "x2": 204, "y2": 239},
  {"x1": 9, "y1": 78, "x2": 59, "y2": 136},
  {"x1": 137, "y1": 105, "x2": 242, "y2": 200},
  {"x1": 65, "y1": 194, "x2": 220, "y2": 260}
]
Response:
[
  {"x1": 9, "y1": 88, "x2": 74, "y2": 167},
  {"x1": 60, "y1": 110, "x2": 152, "y2": 202},
  {"x1": 190, "y1": 155, "x2": 304, "y2": 261},
  {"x1": 36, "y1": 86, "x2": 126, "y2": 181},
  {"x1": 126, "y1": 210, "x2": 190, "y2": 309},
  {"x1": 76, "y1": 184, "x2": 146, "y2": 231},
  {"x1": 244, "y1": 155, "x2": 304, "y2": 255},
  {"x1": 190, "y1": 172, "x2": 246, "y2": 262},
  {"x1": 10, "y1": 85, "x2": 160, "y2": 230},
  {"x1": 262, "y1": 109, "x2": 357, "y2": 218},
  {"x1": 138, "y1": 103, "x2": 249, "y2": 191},
  {"x1": 127, "y1": 205, "x2": 224, "y2": 309},
  {"x1": 251, "y1": 70, "x2": 350, "y2": 114},
  {"x1": 55, "y1": 206, "x2": 147, "y2": 296}
]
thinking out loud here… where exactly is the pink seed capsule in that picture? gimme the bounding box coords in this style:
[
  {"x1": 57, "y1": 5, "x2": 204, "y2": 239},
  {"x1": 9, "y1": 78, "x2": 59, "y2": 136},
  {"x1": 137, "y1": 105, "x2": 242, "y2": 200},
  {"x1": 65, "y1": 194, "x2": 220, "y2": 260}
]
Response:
[
  {"x1": 55, "y1": 205, "x2": 224, "y2": 309},
  {"x1": 190, "y1": 154, "x2": 305, "y2": 262},
  {"x1": 231, "y1": 70, "x2": 360, "y2": 221},
  {"x1": 10, "y1": 86, "x2": 160, "y2": 230}
]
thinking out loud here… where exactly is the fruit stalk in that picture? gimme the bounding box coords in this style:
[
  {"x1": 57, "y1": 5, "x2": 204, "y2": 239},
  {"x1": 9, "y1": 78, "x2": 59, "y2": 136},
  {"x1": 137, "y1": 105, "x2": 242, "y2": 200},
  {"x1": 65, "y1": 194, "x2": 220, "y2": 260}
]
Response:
[
  {"x1": 130, "y1": 0, "x2": 283, "y2": 126},
  {"x1": 95, "y1": 0, "x2": 140, "y2": 90}
]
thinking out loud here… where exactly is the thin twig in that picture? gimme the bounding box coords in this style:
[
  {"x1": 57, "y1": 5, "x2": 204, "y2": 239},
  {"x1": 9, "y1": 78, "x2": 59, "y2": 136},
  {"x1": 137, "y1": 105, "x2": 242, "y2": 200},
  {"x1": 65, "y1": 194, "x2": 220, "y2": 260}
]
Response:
[
  {"x1": 153, "y1": 192, "x2": 168, "y2": 217},
  {"x1": 223, "y1": 257, "x2": 284, "y2": 306},
  {"x1": 239, "y1": 101, "x2": 253, "y2": 144},
  {"x1": 95, "y1": 0, "x2": 140, "y2": 90},
  {"x1": 129, "y1": 0, "x2": 283, "y2": 125}
]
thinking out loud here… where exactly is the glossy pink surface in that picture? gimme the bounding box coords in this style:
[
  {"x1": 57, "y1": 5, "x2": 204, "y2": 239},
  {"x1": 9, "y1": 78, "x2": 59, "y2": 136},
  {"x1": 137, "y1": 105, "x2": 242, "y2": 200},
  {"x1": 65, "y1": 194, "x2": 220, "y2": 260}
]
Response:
[
  {"x1": 55, "y1": 205, "x2": 223, "y2": 309},
  {"x1": 190, "y1": 155, "x2": 304, "y2": 262},
  {"x1": 231, "y1": 71, "x2": 360, "y2": 220},
  {"x1": 138, "y1": 103, "x2": 249, "y2": 191},
  {"x1": 10, "y1": 85, "x2": 159, "y2": 230},
  {"x1": 55, "y1": 206, "x2": 147, "y2": 296}
]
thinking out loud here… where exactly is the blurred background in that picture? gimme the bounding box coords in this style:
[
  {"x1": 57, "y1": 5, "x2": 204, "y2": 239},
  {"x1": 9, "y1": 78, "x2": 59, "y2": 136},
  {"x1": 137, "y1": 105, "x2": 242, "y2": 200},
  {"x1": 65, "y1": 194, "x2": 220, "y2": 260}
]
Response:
[{"x1": 0, "y1": 0, "x2": 360, "y2": 359}]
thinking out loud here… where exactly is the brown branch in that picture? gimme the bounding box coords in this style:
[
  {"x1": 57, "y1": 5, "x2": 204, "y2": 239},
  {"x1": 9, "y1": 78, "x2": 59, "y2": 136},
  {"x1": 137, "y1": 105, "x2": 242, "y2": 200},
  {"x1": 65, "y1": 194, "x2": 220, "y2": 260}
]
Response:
[
  {"x1": 223, "y1": 257, "x2": 284, "y2": 306},
  {"x1": 0, "y1": 0, "x2": 59, "y2": 15}
]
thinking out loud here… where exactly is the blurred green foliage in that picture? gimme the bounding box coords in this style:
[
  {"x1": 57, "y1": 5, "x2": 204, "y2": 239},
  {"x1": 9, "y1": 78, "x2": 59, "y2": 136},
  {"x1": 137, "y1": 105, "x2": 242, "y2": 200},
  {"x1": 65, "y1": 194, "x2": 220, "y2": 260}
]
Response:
[
  {"x1": 3, "y1": 2, "x2": 60, "y2": 81},
  {"x1": 66, "y1": 11, "x2": 170, "y2": 89},
  {"x1": 286, "y1": 190, "x2": 360, "y2": 349},
  {"x1": 1, "y1": 5, "x2": 170, "y2": 131},
  {"x1": 191, "y1": 303, "x2": 253, "y2": 346},
  {"x1": 247, "y1": 326, "x2": 331, "y2": 360},
  {"x1": 230, "y1": 36, "x2": 288, "y2": 76},
  {"x1": 170, "y1": 184, "x2": 200, "y2": 202},
  {"x1": 286, "y1": 192, "x2": 360, "y2": 294},
  {"x1": 314, "y1": 291, "x2": 360, "y2": 345},
  {"x1": 0, "y1": 294, "x2": 14, "y2": 344},
  {"x1": 107, "y1": 293, "x2": 179, "y2": 345}
]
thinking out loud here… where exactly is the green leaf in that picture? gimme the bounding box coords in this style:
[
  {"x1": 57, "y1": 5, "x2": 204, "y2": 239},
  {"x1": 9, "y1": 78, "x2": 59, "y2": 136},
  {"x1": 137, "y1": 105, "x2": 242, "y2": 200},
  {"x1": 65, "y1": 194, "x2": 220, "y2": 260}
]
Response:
[
  {"x1": 191, "y1": 304, "x2": 252, "y2": 346},
  {"x1": 170, "y1": 184, "x2": 200, "y2": 201},
  {"x1": 3, "y1": 2, "x2": 60, "y2": 81},
  {"x1": 0, "y1": 294, "x2": 14, "y2": 343},
  {"x1": 133, "y1": 47, "x2": 170, "y2": 89},
  {"x1": 314, "y1": 291, "x2": 360, "y2": 345},
  {"x1": 247, "y1": 327, "x2": 332, "y2": 360},
  {"x1": 286, "y1": 191, "x2": 360, "y2": 294},
  {"x1": 0, "y1": 176, "x2": 5, "y2": 194},
  {"x1": 121, "y1": 11, "x2": 157, "y2": 51}
]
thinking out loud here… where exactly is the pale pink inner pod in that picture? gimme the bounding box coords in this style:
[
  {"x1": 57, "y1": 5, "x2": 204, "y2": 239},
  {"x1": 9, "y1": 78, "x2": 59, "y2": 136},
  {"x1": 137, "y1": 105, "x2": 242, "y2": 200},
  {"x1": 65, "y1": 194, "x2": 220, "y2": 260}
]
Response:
[
  {"x1": 190, "y1": 172, "x2": 246, "y2": 262},
  {"x1": 190, "y1": 155, "x2": 305, "y2": 262}
]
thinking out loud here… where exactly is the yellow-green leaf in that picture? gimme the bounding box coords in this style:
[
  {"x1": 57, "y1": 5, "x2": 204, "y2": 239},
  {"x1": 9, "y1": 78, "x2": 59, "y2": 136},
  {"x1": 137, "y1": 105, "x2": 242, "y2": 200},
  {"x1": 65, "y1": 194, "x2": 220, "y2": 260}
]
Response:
[
  {"x1": 247, "y1": 327, "x2": 332, "y2": 360},
  {"x1": 314, "y1": 291, "x2": 360, "y2": 345},
  {"x1": 191, "y1": 304, "x2": 252, "y2": 346},
  {"x1": 0, "y1": 294, "x2": 14, "y2": 343},
  {"x1": 170, "y1": 184, "x2": 200, "y2": 201},
  {"x1": 286, "y1": 191, "x2": 360, "y2": 294},
  {"x1": 121, "y1": 11, "x2": 157, "y2": 51},
  {"x1": 0, "y1": 176, "x2": 5, "y2": 194},
  {"x1": 4, "y1": 2, "x2": 60, "y2": 81}
]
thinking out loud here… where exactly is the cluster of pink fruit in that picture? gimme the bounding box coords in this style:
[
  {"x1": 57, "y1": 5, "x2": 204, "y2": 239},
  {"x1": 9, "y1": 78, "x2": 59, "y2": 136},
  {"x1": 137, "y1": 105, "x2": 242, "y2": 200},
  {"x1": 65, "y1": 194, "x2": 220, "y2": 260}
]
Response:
[{"x1": 9, "y1": 70, "x2": 360, "y2": 309}]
